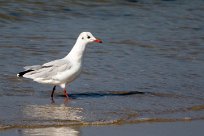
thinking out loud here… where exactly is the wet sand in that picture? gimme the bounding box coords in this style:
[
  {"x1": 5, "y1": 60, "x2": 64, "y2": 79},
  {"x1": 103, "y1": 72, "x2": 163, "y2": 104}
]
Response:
[
  {"x1": 1, "y1": 120, "x2": 204, "y2": 136},
  {"x1": 82, "y1": 121, "x2": 204, "y2": 136}
]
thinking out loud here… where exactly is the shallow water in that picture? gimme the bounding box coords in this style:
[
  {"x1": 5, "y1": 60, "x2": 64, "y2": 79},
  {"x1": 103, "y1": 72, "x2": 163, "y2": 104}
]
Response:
[{"x1": 0, "y1": 0, "x2": 204, "y2": 134}]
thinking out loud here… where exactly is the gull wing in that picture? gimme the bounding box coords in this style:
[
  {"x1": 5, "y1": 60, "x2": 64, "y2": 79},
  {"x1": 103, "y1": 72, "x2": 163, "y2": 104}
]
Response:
[{"x1": 23, "y1": 59, "x2": 72, "y2": 83}]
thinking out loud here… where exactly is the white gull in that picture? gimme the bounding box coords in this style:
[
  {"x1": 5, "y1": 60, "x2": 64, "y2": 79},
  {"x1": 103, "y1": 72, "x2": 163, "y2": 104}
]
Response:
[{"x1": 17, "y1": 32, "x2": 102, "y2": 98}]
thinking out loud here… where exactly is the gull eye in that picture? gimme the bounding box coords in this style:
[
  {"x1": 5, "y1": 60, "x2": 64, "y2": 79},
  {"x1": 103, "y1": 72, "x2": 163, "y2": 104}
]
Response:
[{"x1": 87, "y1": 36, "x2": 91, "y2": 39}]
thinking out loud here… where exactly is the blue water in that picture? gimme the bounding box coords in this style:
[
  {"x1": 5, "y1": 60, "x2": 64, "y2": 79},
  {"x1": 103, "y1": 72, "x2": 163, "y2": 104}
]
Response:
[{"x1": 0, "y1": 0, "x2": 204, "y2": 134}]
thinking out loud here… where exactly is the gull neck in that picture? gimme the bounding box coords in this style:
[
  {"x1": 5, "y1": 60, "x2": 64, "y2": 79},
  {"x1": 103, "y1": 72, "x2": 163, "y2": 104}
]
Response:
[{"x1": 65, "y1": 39, "x2": 87, "y2": 63}]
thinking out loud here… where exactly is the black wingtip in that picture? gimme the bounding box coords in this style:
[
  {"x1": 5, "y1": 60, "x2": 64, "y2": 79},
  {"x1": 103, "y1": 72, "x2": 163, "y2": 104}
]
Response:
[{"x1": 17, "y1": 70, "x2": 34, "y2": 77}]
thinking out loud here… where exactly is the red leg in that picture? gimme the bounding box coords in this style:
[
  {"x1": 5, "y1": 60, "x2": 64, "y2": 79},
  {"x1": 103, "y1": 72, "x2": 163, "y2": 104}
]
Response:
[{"x1": 63, "y1": 89, "x2": 68, "y2": 98}]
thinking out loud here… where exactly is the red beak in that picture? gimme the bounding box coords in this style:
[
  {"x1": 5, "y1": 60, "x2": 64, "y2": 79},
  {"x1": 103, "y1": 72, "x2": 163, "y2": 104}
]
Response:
[{"x1": 94, "y1": 39, "x2": 102, "y2": 43}]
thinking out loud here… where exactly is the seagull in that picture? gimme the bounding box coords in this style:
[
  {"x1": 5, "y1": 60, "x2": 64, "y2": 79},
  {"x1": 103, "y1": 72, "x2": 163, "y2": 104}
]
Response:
[{"x1": 17, "y1": 32, "x2": 102, "y2": 98}]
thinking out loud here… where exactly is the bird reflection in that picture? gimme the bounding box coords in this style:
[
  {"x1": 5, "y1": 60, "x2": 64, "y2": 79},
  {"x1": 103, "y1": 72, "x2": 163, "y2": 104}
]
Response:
[
  {"x1": 23, "y1": 104, "x2": 83, "y2": 121},
  {"x1": 20, "y1": 127, "x2": 79, "y2": 136},
  {"x1": 20, "y1": 104, "x2": 83, "y2": 136}
]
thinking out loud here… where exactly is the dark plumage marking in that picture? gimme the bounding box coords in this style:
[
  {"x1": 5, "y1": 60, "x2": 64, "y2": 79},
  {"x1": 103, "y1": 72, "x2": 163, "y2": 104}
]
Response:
[
  {"x1": 17, "y1": 70, "x2": 34, "y2": 77},
  {"x1": 42, "y1": 65, "x2": 52, "y2": 68}
]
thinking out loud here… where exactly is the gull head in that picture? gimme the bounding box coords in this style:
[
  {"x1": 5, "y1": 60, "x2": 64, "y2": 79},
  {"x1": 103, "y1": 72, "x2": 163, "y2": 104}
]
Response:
[{"x1": 78, "y1": 32, "x2": 102, "y2": 44}]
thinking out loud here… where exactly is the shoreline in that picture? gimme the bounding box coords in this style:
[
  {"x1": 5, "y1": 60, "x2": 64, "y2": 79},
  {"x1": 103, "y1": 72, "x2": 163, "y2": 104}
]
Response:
[{"x1": 1, "y1": 117, "x2": 204, "y2": 131}]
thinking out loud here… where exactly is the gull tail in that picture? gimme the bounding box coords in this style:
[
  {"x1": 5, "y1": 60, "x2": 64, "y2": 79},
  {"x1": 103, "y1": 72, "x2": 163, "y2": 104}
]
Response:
[{"x1": 17, "y1": 70, "x2": 34, "y2": 77}]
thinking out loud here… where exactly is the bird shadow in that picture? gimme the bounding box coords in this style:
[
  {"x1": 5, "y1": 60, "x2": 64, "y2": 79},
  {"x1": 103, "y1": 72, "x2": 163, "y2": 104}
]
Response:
[{"x1": 55, "y1": 90, "x2": 149, "y2": 99}]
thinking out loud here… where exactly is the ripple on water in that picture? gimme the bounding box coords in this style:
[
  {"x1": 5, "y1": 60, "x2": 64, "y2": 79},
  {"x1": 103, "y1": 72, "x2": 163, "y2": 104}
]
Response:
[{"x1": 0, "y1": 0, "x2": 204, "y2": 132}]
